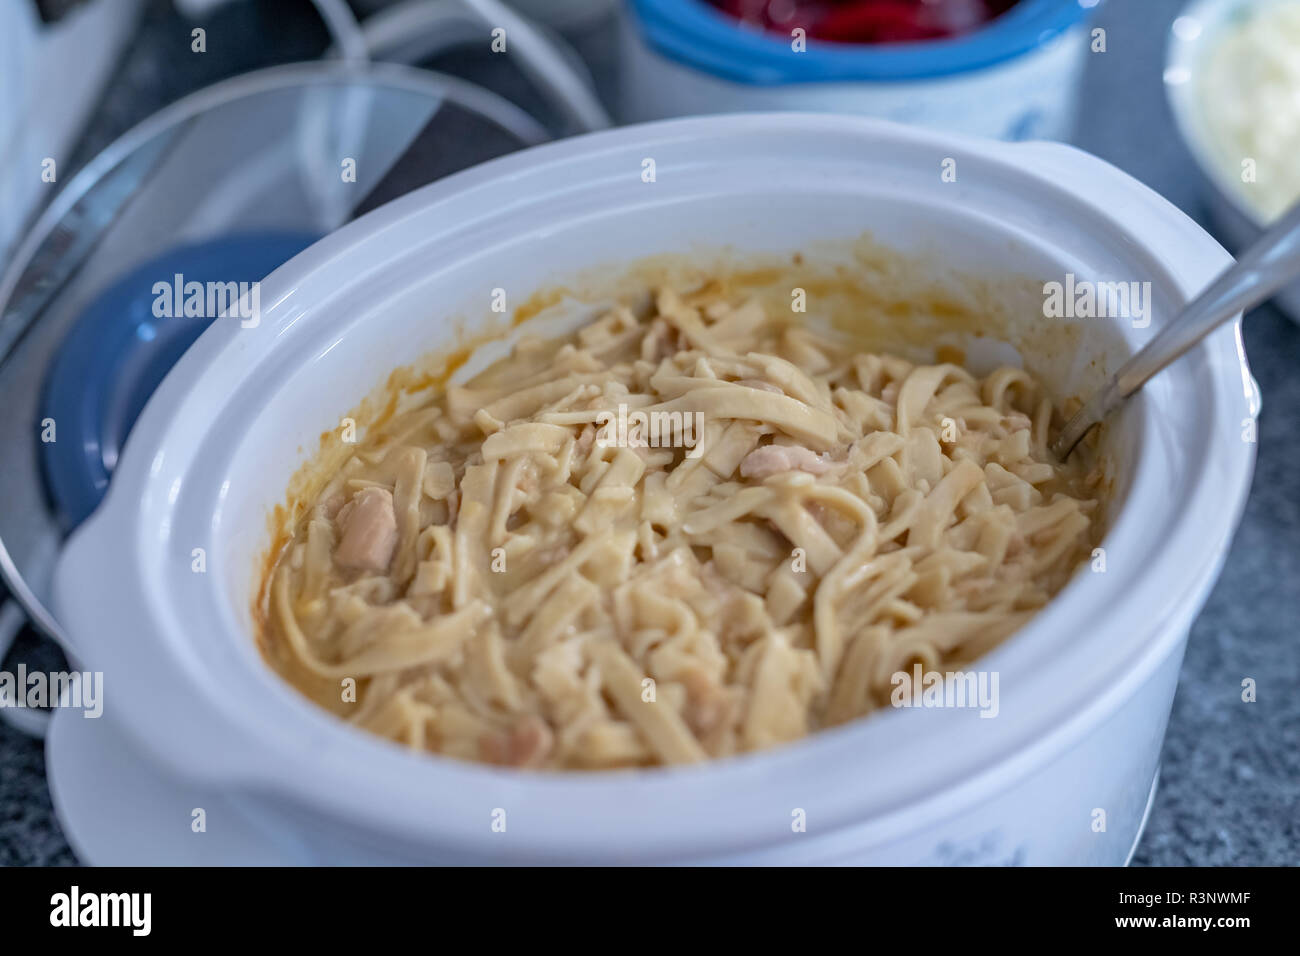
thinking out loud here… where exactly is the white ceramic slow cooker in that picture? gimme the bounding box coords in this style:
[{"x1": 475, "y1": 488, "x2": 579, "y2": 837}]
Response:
[
  {"x1": 52, "y1": 114, "x2": 1257, "y2": 865},
  {"x1": 617, "y1": 0, "x2": 1096, "y2": 141}
]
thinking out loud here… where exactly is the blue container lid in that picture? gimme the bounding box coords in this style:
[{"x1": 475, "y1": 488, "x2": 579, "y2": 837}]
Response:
[
  {"x1": 627, "y1": 0, "x2": 1098, "y2": 84},
  {"x1": 40, "y1": 232, "x2": 317, "y2": 530}
]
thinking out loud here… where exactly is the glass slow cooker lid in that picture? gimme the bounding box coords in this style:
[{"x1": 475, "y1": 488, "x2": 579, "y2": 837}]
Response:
[{"x1": 0, "y1": 61, "x2": 549, "y2": 644}]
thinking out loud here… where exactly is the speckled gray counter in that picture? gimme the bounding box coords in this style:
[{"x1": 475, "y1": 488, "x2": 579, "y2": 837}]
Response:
[{"x1": 0, "y1": 0, "x2": 1295, "y2": 866}]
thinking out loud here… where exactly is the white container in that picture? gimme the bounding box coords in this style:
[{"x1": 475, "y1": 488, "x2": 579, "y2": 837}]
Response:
[
  {"x1": 1165, "y1": 0, "x2": 1300, "y2": 322},
  {"x1": 52, "y1": 114, "x2": 1257, "y2": 865},
  {"x1": 617, "y1": 0, "x2": 1094, "y2": 141}
]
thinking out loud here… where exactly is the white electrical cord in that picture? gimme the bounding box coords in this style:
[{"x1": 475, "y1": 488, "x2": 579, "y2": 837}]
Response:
[
  {"x1": 311, "y1": 0, "x2": 370, "y2": 64},
  {"x1": 459, "y1": 0, "x2": 610, "y2": 132},
  {"x1": 348, "y1": 0, "x2": 488, "y2": 66},
  {"x1": 338, "y1": 0, "x2": 610, "y2": 134},
  {"x1": 352, "y1": 0, "x2": 607, "y2": 134}
]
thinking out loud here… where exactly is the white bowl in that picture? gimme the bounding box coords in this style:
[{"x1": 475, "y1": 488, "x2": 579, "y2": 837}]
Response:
[
  {"x1": 1165, "y1": 0, "x2": 1300, "y2": 322},
  {"x1": 53, "y1": 114, "x2": 1257, "y2": 865}
]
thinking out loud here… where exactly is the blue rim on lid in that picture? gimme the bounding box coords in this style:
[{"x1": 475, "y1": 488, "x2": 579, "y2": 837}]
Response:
[
  {"x1": 40, "y1": 232, "x2": 317, "y2": 531},
  {"x1": 627, "y1": 0, "x2": 1099, "y2": 84}
]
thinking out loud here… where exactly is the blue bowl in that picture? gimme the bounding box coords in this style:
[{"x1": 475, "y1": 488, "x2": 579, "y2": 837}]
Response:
[
  {"x1": 627, "y1": 0, "x2": 1099, "y2": 83},
  {"x1": 40, "y1": 232, "x2": 317, "y2": 530}
]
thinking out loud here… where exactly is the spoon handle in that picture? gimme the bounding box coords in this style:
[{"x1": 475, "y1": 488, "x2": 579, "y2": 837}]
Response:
[{"x1": 1052, "y1": 200, "x2": 1300, "y2": 458}]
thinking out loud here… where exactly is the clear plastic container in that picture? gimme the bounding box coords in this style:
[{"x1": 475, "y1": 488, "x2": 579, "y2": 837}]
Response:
[{"x1": 0, "y1": 61, "x2": 548, "y2": 648}]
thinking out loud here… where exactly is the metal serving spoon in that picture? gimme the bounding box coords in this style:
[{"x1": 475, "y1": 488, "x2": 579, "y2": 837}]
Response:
[{"x1": 1052, "y1": 201, "x2": 1300, "y2": 459}]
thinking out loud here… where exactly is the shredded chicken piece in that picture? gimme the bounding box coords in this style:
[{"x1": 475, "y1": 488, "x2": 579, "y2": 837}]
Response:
[
  {"x1": 319, "y1": 491, "x2": 347, "y2": 520},
  {"x1": 480, "y1": 715, "x2": 554, "y2": 767},
  {"x1": 334, "y1": 487, "x2": 398, "y2": 572},
  {"x1": 739, "y1": 444, "x2": 834, "y2": 479}
]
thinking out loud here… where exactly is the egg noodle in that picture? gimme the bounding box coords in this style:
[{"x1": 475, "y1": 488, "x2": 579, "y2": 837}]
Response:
[{"x1": 261, "y1": 285, "x2": 1101, "y2": 769}]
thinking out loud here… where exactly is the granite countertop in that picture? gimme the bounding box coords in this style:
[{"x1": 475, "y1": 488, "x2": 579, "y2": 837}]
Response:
[{"x1": 1, "y1": 0, "x2": 1295, "y2": 866}]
